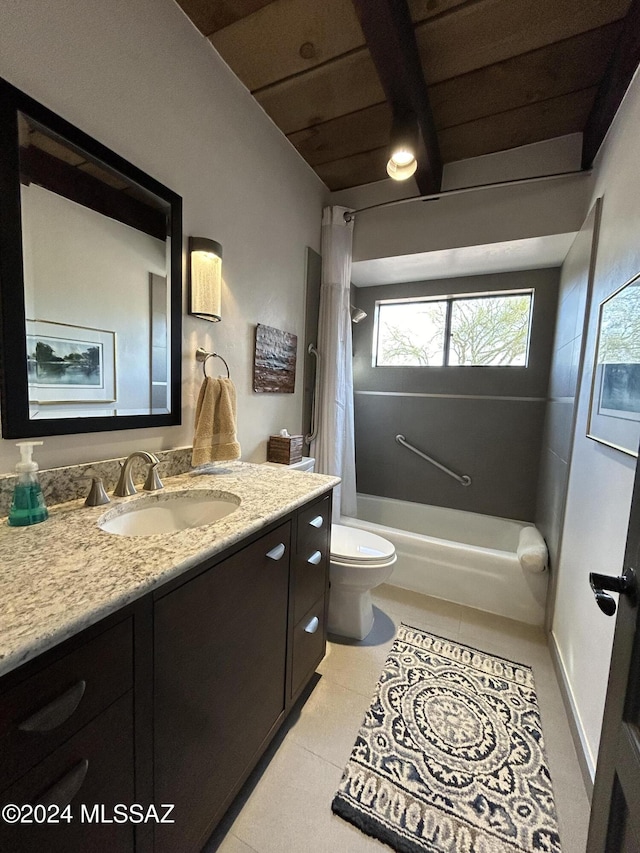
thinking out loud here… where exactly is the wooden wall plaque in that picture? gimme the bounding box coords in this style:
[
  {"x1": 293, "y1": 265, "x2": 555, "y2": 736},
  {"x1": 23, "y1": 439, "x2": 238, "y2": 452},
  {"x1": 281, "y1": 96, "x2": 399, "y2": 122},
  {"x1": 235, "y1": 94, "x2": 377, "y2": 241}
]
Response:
[{"x1": 253, "y1": 324, "x2": 297, "y2": 393}]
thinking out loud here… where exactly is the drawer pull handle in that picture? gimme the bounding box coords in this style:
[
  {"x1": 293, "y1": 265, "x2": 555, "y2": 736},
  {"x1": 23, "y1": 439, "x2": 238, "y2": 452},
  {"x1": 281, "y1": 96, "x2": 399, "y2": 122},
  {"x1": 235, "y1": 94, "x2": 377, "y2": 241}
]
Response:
[
  {"x1": 307, "y1": 550, "x2": 322, "y2": 565},
  {"x1": 35, "y1": 759, "x2": 89, "y2": 809},
  {"x1": 18, "y1": 680, "x2": 87, "y2": 733},
  {"x1": 266, "y1": 543, "x2": 286, "y2": 561},
  {"x1": 304, "y1": 616, "x2": 319, "y2": 634},
  {"x1": 309, "y1": 515, "x2": 324, "y2": 528}
]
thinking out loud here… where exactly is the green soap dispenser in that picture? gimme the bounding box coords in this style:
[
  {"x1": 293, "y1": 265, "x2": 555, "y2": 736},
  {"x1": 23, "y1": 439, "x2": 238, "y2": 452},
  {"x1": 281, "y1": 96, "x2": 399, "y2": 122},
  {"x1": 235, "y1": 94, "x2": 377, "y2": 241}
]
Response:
[{"x1": 8, "y1": 441, "x2": 49, "y2": 527}]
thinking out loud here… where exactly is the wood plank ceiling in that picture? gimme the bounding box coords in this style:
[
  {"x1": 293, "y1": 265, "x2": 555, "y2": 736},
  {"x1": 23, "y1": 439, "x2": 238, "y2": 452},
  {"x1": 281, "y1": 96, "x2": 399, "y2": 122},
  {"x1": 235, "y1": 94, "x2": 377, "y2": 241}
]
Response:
[{"x1": 176, "y1": 0, "x2": 633, "y2": 191}]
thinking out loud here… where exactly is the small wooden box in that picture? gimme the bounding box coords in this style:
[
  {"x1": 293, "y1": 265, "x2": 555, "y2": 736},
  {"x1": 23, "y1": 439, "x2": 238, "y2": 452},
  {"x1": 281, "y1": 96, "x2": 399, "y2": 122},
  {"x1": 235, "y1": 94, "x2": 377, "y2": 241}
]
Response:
[{"x1": 267, "y1": 434, "x2": 304, "y2": 465}]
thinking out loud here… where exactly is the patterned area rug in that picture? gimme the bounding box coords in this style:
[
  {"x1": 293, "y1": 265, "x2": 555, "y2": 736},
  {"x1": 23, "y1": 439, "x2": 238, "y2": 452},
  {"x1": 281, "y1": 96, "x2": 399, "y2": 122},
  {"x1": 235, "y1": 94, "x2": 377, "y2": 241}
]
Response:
[{"x1": 332, "y1": 624, "x2": 561, "y2": 853}]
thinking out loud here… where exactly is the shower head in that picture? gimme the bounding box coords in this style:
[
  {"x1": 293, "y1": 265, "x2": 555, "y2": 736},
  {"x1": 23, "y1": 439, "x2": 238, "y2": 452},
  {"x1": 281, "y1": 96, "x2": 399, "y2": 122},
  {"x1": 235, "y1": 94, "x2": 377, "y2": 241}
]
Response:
[{"x1": 351, "y1": 305, "x2": 367, "y2": 324}]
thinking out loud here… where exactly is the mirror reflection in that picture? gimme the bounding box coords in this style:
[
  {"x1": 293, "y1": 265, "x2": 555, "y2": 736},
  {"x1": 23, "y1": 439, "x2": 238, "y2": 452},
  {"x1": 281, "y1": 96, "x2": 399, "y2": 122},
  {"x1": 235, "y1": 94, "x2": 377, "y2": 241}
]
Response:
[{"x1": 18, "y1": 112, "x2": 171, "y2": 420}]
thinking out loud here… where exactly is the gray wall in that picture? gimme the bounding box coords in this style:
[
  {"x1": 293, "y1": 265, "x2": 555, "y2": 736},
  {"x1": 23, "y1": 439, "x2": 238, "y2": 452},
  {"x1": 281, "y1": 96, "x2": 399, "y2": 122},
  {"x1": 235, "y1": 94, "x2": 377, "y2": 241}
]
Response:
[
  {"x1": 352, "y1": 268, "x2": 560, "y2": 521},
  {"x1": 536, "y1": 200, "x2": 600, "y2": 624}
]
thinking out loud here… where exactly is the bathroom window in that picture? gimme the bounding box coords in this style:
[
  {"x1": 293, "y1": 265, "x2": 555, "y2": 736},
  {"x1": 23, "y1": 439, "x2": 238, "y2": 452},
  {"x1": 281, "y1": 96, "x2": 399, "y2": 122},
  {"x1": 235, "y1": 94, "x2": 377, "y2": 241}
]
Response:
[{"x1": 373, "y1": 289, "x2": 534, "y2": 367}]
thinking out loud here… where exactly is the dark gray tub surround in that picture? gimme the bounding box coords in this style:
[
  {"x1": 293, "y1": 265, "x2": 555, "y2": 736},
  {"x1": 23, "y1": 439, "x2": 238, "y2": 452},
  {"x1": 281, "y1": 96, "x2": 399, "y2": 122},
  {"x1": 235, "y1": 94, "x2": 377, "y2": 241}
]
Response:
[{"x1": 352, "y1": 268, "x2": 559, "y2": 521}]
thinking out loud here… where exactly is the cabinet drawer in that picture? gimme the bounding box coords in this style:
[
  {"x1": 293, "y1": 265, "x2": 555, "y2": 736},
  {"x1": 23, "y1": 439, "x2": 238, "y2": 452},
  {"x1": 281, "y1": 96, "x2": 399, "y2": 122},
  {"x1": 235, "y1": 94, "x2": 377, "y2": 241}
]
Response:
[
  {"x1": 291, "y1": 596, "x2": 326, "y2": 700},
  {"x1": 0, "y1": 691, "x2": 135, "y2": 853},
  {"x1": 0, "y1": 618, "x2": 133, "y2": 791},
  {"x1": 296, "y1": 495, "x2": 330, "y2": 554},
  {"x1": 293, "y1": 496, "x2": 330, "y2": 623}
]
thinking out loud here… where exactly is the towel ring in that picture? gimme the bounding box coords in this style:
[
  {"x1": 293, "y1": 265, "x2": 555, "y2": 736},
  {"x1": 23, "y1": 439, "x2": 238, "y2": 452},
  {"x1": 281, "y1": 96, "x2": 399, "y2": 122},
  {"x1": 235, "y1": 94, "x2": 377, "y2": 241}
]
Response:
[{"x1": 195, "y1": 346, "x2": 230, "y2": 379}]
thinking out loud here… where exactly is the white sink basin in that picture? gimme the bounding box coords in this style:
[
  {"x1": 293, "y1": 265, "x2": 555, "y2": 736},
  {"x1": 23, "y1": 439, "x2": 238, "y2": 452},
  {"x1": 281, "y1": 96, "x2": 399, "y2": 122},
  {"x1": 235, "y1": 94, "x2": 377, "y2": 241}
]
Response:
[{"x1": 98, "y1": 490, "x2": 240, "y2": 537}]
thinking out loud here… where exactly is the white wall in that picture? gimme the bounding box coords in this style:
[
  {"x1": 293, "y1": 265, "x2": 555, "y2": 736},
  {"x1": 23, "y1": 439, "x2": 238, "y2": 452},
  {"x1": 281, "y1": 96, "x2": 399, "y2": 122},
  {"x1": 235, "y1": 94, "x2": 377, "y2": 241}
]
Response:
[
  {"x1": 0, "y1": 0, "x2": 327, "y2": 472},
  {"x1": 551, "y1": 71, "x2": 640, "y2": 776},
  {"x1": 331, "y1": 136, "x2": 593, "y2": 263}
]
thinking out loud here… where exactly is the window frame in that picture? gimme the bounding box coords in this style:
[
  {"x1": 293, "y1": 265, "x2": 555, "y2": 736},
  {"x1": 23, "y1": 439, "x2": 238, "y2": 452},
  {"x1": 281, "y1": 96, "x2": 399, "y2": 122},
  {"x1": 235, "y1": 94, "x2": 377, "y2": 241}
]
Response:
[{"x1": 373, "y1": 287, "x2": 535, "y2": 369}]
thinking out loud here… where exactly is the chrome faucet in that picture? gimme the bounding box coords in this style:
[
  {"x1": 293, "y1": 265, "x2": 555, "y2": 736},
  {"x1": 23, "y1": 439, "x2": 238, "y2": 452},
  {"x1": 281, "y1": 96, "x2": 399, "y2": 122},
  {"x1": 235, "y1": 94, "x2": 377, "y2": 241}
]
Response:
[{"x1": 113, "y1": 451, "x2": 163, "y2": 497}]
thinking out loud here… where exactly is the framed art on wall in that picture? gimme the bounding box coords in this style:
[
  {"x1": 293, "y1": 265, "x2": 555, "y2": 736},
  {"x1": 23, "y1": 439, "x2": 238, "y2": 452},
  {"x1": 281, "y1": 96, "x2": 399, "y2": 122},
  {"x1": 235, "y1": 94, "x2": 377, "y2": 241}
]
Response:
[
  {"x1": 26, "y1": 319, "x2": 116, "y2": 404},
  {"x1": 587, "y1": 272, "x2": 640, "y2": 457},
  {"x1": 253, "y1": 323, "x2": 297, "y2": 393}
]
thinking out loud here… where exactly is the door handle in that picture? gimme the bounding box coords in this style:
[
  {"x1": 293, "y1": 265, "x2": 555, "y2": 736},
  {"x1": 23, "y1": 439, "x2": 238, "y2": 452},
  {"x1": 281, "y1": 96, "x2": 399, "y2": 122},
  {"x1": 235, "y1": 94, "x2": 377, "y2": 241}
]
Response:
[
  {"x1": 18, "y1": 680, "x2": 86, "y2": 732},
  {"x1": 309, "y1": 515, "x2": 324, "y2": 528},
  {"x1": 307, "y1": 550, "x2": 322, "y2": 565},
  {"x1": 589, "y1": 568, "x2": 637, "y2": 616},
  {"x1": 35, "y1": 759, "x2": 89, "y2": 809},
  {"x1": 304, "y1": 616, "x2": 319, "y2": 634},
  {"x1": 266, "y1": 543, "x2": 286, "y2": 561}
]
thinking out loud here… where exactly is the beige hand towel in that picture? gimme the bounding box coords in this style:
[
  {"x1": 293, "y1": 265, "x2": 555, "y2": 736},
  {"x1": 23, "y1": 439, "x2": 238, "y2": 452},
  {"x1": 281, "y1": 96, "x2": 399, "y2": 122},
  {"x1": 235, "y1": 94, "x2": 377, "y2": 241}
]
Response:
[{"x1": 192, "y1": 376, "x2": 241, "y2": 466}]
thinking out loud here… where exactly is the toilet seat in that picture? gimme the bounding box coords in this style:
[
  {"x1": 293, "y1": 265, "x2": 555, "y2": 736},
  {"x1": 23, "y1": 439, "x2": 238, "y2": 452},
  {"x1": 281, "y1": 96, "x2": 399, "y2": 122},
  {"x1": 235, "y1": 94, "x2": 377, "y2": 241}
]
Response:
[{"x1": 330, "y1": 523, "x2": 396, "y2": 567}]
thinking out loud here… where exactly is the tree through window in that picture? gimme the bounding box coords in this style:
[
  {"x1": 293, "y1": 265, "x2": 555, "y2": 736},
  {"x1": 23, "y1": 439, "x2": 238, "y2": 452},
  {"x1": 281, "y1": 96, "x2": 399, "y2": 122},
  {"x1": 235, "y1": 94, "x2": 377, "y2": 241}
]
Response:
[{"x1": 374, "y1": 290, "x2": 533, "y2": 367}]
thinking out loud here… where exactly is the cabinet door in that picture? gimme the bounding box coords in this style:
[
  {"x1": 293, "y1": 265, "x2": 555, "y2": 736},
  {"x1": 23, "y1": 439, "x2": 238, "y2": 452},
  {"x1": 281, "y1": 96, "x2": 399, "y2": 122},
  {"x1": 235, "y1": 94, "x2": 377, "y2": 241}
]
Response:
[
  {"x1": 0, "y1": 692, "x2": 134, "y2": 853},
  {"x1": 153, "y1": 523, "x2": 291, "y2": 853}
]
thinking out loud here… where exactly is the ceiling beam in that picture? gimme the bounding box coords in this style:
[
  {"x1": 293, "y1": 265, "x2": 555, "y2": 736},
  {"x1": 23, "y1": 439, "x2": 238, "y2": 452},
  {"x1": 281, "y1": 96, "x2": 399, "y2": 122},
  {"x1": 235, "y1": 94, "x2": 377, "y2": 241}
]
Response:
[
  {"x1": 582, "y1": 0, "x2": 640, "y2": 168},
  {"x1": 351, "y1": 0, "x2": 442, "y2": 194},
  {"x1": 20, "y1": 146, "x2": 167, "y2": 241}
]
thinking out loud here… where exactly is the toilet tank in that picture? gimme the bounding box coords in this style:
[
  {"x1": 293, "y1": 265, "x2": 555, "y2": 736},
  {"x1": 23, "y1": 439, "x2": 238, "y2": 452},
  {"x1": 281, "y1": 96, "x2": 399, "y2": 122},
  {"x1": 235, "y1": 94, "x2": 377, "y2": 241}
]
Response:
[
  {"x1": 290, "y1": 457, "x2": 315, "y2": 472},
  {"x1": 263, "y1": 456, "x2": 316, "y2": 472}
]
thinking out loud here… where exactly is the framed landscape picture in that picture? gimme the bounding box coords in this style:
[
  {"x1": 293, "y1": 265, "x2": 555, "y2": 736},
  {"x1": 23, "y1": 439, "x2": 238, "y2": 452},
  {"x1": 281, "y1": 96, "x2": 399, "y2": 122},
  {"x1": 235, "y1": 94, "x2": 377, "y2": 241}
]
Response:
[
  {"x1": 587, "y1": 272, "x2": 640, "y2": 457},
  {"x1": 26, "y1": 319, "x2": 116, "y2": 404}
]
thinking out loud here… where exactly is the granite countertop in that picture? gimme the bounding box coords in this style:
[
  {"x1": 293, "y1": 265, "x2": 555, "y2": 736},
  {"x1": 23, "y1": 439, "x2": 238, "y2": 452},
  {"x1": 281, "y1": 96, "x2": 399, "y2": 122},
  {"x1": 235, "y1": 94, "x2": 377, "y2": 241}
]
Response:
[{"x1": 0, "y1": 462, "x2": 339, "y2": 679}]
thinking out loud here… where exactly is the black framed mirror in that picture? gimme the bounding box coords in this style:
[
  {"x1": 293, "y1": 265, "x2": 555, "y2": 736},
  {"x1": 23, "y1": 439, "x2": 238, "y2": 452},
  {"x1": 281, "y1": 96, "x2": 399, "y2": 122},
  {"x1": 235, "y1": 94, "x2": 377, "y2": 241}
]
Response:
[{"x1": 0, "y1": 78, "x2": 182, "y2": 438}]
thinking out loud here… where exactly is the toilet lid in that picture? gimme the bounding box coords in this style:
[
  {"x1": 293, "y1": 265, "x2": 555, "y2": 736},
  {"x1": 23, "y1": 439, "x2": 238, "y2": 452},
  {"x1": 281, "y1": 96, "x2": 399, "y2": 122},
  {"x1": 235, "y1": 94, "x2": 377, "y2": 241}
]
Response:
[{"x1": 331, "y1": 524, "x2": 396, "y2": 563}]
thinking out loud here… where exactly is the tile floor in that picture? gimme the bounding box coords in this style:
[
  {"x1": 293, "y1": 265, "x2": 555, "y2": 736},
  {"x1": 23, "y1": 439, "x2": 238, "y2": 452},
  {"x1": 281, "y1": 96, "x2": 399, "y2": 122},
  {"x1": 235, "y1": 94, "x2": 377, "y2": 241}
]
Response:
[{"x1": 205, "y1": 584, "x2": 591, "y2": 853}]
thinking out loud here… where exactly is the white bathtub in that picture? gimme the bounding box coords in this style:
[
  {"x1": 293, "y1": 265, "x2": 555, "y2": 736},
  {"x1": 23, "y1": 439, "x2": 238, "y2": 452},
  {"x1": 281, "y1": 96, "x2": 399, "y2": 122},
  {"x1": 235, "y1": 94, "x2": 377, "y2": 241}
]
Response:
[{"x1": 340, "y1": 494, "x2": 547, "y2": 626}]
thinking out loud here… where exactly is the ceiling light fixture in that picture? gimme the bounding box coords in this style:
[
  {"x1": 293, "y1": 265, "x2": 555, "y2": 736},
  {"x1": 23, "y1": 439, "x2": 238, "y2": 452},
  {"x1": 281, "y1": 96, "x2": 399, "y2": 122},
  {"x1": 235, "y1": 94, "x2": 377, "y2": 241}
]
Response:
[{"x1": 386, "y1": 113, "x2": 418, "y2": 181}]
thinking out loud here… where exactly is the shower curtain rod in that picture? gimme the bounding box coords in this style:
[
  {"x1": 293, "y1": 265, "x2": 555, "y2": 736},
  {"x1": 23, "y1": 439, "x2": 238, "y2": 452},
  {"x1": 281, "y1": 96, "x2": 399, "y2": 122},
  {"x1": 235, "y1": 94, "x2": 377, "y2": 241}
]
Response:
[{"x1": 342, "y1": 168, "x2": 592, "y2": 222}]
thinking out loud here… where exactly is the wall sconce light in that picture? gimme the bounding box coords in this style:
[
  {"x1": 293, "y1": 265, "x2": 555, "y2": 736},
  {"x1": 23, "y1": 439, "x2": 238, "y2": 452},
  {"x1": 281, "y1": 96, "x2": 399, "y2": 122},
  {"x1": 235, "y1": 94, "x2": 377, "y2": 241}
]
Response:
[
  {"x1": 386, "y1": 113, "x2": 418, "y2": 181},
  {"x1": 189, "y1": 236, "x2": 223, "y2": 322}
]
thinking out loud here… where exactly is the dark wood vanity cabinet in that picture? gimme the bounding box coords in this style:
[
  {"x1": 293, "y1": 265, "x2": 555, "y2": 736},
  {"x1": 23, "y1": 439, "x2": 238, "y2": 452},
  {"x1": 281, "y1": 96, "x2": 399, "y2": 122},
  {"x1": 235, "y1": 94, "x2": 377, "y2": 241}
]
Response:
[
  {"x1": 153, "y1": 522, "x2": 292, "y2": 853},
  {"x1": 0, "y1": 490, "x2": 332, "y2": 853},
  {"x1": 153, "y1": 491, "x2": 332, "y2": 852}
]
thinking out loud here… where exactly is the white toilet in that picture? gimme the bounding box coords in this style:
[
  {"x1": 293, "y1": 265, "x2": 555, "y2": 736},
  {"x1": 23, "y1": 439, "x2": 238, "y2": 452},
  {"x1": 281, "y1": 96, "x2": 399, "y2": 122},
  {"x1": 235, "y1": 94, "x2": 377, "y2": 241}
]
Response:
[
  {"x1": 264, "y1": 456, "x2": 397, "y2": 640},
  {"x1": 328, "y1": 522, "x2": 396, "y2": 640}
]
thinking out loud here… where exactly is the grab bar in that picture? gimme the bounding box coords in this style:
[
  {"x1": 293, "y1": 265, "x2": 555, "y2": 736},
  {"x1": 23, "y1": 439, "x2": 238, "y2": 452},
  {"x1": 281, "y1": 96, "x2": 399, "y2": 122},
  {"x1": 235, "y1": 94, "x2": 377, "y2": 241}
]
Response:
[
  {"x1": 395, "y1": 434, "x2": 472, "y2": 487},
  {"x1": 305, "y1": 344, "x2": 320, "y2": 444}
]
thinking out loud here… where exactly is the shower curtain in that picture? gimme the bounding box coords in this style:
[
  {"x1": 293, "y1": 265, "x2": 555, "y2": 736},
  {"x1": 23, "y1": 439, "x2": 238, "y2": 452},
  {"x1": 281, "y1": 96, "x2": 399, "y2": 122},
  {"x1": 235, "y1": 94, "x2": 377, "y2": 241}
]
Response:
[{"x1": 312, "y1": 205, "x2": 357, "y2": 522}]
